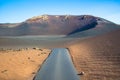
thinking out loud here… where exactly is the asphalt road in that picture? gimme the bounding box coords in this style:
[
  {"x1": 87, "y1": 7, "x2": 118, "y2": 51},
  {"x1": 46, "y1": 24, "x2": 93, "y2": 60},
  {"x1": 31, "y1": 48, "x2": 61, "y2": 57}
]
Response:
[{"x1": 34, "y1": 48, "x2": 79, "y2": 80}]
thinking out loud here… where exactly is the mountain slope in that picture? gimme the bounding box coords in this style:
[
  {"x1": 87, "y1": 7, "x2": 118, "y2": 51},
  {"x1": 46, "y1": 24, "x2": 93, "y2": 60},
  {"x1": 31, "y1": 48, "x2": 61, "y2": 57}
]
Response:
[
  {"x1": 68, "y1": 22, "x2": 120, "y2": 38},
  {"x1": 0, "y1": 15, "x2": 119, "y2": 36},
  {"x1": 69, "y1": 29, "x2": 120, "y2": 80}
]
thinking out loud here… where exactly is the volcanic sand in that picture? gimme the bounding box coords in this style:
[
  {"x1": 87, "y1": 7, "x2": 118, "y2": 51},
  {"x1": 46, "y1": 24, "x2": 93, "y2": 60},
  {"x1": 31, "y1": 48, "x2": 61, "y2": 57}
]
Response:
[
  {"x1": 0, "y1": 48, "x2": 51, "y2": 80},
  {"x1": 69, "y1": 30, "x2": 120, "y2": 80}
]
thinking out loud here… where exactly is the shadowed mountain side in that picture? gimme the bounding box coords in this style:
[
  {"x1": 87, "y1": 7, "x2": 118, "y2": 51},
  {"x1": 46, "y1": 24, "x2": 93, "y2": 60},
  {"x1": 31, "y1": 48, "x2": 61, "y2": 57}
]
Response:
[
  {"x1": 69, "y1": 29, "x2": 120, "y2": 80},
  {"x1": 68, "y1": 21, "x2": 97, "y2": 35},
  {"x1": 68, "y1": 22, "x2": 120, "y2": 38}
]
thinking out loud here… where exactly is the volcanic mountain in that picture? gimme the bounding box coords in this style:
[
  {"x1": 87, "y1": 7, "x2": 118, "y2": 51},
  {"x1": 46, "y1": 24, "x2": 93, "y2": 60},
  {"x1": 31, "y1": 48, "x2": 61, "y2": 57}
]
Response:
[{"x1": 0, "y1": 15, "x2": 119, "y2": 36}]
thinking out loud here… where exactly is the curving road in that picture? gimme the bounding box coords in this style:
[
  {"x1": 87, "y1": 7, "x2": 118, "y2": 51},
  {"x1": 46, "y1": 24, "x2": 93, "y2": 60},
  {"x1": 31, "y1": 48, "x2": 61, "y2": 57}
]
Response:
[{"x1": 34, "y1": 48, "x2": 79, "y2": 80}]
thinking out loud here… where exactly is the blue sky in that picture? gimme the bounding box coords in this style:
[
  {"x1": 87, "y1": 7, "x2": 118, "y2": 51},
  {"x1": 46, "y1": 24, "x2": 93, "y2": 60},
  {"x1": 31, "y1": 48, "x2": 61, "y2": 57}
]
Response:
[{"x1": 0, "y1": 0, "x2": 120, "y2": 24}]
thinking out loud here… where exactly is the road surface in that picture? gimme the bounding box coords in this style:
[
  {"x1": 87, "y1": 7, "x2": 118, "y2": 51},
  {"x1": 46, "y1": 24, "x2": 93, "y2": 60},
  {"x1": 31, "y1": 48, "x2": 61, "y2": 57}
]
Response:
[{"x1": 34, "y1": 48, "x2": 79, "y2": 80}]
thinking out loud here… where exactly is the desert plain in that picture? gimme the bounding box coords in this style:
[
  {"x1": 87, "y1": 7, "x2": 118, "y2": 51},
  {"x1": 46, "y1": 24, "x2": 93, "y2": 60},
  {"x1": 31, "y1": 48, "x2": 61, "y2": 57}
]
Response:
[
  {"x1": 0, "y1": 48, "x2": 51, "y2": 80},
  {"x1": 69, "y1": 30, "x2": 120, "y2": 80}
]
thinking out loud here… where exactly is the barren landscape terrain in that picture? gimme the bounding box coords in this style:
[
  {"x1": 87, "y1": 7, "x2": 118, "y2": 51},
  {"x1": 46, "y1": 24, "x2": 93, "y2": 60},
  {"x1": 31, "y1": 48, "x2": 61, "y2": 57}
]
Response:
[
  {"x1": 69, "y1": 30, "x2": 120, "y2": 80},
  {"x1": 1, "y1": 0, "x2": 120, "y2": 80},
  {"x1": 0, "y1": 15, "x2": 120, "y2": 80},
  {"x1": 0, "y1": 48, "x2": 51, "y2": 80}
]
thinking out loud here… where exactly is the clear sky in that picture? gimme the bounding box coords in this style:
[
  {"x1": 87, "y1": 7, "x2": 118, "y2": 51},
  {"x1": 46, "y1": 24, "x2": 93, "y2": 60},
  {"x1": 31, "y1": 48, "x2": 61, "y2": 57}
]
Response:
[{"x1": 0, "y1": 0, "x2": 120, "y2": 24}]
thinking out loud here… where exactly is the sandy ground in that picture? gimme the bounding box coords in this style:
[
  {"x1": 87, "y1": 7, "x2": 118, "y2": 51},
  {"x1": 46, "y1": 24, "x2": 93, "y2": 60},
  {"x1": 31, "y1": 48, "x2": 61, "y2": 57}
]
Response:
[
  {"x1": 69, "y1": 30, "x2": 120, "y2": 80},
  {"x1": 0, "y1": 48, "x2": 51, "y2": 80}
]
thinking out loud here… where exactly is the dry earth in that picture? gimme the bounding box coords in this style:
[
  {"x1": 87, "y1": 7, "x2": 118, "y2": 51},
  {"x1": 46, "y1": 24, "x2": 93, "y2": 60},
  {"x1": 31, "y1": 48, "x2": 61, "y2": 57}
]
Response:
[
  {"x1": 69, "y1": 30, "x2": 120, "y2": 80},
  {"x1": 0, "y1": 48, "x2": 51, "y2": 80}
]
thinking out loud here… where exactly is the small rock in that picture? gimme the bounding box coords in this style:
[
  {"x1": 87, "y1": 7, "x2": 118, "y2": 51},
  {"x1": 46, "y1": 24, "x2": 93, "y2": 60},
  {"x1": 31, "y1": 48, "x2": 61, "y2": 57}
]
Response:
[
  {"x1": 38, "y1": 54, "x2": 40, "y2": 56},
  {"x1": 32, "y1": 72, "x2": 36, "y2": 74},
  {"x1": 26, "y1": 48, "x2": 29, "y2": 50},
  {"x1": 28, "y1": 57, "x2": 30, "y2": 59},
  {"x1": 1, "y1": 70, "x2": 8, "y2": 73},
  {"x1": 33, "y1": 47, "x2": 39, "y2": 50},
  {"x1": 77, "y1": 72, "x2": 84, "y2": 75},
  {"x1": 39, "y1": 49, "x2": 43, "y2": 51}
]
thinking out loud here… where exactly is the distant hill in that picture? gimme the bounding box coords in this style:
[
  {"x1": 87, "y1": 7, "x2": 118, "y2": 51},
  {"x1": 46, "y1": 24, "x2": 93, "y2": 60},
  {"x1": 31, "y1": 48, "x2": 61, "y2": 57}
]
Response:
[{"x1": 0, "y1": 15, "x2": 119, "y2": 36}]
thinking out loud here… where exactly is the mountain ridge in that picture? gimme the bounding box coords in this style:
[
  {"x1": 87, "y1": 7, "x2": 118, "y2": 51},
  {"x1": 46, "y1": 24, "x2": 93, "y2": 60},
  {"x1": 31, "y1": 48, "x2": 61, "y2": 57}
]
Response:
[{"x1": 0, "y1": 15, "x2": 119, "y2": 36}]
